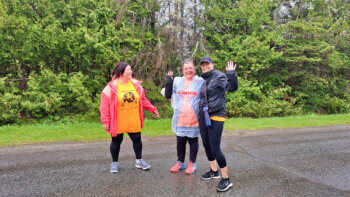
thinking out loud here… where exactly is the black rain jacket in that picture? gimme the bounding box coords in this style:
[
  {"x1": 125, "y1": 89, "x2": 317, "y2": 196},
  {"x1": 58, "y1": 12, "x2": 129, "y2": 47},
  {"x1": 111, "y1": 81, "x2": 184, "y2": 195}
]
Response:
[{"x1": 200, "y1": 69, "x2": 238, "y2": 118}]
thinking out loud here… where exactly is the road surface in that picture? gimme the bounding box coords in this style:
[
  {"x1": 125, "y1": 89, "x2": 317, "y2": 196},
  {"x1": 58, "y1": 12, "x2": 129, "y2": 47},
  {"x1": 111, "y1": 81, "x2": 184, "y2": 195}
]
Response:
[{"x1": 1, "y1": 125, "x2": 350, "y2": 196}]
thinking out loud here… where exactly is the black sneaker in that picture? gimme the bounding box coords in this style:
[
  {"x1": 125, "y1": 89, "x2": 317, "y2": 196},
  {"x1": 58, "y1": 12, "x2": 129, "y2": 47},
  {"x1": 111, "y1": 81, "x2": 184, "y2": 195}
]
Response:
[
  {"x1": 201, "y1": 169, "x2": 220, "y2": 180},
  {"x1": 217, "y1": 178, "x2": 233, "y2": 192}
]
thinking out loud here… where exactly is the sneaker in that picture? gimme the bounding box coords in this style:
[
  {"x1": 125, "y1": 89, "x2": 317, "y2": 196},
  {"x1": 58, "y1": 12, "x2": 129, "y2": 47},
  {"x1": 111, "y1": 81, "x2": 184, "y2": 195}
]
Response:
[
  {"x1": 201, "y1": 169, "x2": 220, "y2": 180},
  {"x1": 185, "y1": 162, "x2": 197, "y2": 174},
  {"x1": 135, "y1": 159, "x2": 151, "y2": 170},
  {"x1": 217, "y1": 178, "x2": 233, "y2": 192},
  {"x1": 110, "y1": 162, "x2": 119, "y2": 173},
  {"x1": 170, "y1": 161, "x2": 186, "y2": 173}
]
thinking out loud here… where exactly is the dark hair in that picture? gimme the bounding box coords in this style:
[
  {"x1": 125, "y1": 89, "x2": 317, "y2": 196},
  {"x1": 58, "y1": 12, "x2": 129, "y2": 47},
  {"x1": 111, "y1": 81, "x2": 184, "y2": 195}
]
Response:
[{"x1": 111, "y1": 62, "x2": 129, "y2": 78}]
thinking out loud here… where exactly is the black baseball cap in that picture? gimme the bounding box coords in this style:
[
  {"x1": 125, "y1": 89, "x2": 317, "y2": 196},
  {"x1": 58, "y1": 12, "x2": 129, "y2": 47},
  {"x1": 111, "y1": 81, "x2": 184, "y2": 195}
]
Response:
[{"x1": 199, "y1": 56, "x2": 213, "y2": 65}]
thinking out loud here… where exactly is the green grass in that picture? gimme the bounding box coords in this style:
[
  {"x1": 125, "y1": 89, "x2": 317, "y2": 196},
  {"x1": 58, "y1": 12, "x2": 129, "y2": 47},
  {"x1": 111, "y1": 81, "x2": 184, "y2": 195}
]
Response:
[
  {"x1": 225, "y1": 113, "x2": 350, "y2": 131},
  {"x1": 1, "y1": 113, "x2": 350, "y2": 147}
]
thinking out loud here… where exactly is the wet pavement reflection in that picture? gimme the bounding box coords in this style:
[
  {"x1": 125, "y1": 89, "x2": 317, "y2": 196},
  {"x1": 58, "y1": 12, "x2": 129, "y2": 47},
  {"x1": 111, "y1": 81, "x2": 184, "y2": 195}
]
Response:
[{"x1": 1, "y1": 125, "x2": 350, "y2": 196}]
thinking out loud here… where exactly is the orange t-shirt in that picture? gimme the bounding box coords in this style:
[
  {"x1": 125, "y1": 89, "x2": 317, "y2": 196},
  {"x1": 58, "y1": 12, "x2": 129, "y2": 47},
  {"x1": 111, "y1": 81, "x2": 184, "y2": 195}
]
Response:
[
  {"x1": 177, "y1": 80, "x2": 199, "y2": 127},
  {"x1": 116, "y1": 80, "x2": 141, "y2": 133},
  {"x1": 210, "y1": 116, "x2": 226, "y2": 122}
]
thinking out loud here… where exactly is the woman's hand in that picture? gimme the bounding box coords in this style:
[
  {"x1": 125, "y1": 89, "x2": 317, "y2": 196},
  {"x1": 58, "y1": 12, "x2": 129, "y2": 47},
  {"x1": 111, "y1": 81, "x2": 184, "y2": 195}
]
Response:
[
  {"x1": 226, "y1": 61, "x2": 237, "y2": 71},
  {"x1": 152, "y1": 109, "x2": 159, "y2": 118},
  {"x1": 103, "y1": 124, "x2": 109, "y2": 131}
]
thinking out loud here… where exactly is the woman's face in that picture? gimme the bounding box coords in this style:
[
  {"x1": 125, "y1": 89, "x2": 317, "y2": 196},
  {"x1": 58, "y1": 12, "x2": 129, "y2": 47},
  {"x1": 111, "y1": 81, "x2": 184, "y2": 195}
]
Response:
[
  {"x1": 122, "y1": 65, "x2": 133, "y2": 79},
  {"x1": 182, "y1": 63, "x2": 196, "y2": 79},
  {"x1": 200, "y1": 62, "x2": 214, "y2": 73}
]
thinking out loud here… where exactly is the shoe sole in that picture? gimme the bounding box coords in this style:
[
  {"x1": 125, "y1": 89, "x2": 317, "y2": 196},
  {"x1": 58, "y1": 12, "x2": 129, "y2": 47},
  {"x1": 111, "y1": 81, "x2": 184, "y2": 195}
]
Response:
[
  {"x1": 135, "y1": 165, "x2": 150, "y2": 170},
  {"x1": 201, "y1": 176, "x2": 221, "y2": 180},
  {"x1": 185, "y1": 170, "x2": 196, "y2": 174},
  {"x1": 217, "y1": 183, "x2": 233, "y2": 192},
  {"x1": 170, "y1": 169, "x2": 184, "y2": 173},
  {"x1": 170, "y1": 166, "x2": 186, "y2": 173},
  {"x1": 185, "y1": 167, "x2": 197, "y2": 174},
  {"x1": 110, "y1": 170, "x2": 118, "y2": 173}
]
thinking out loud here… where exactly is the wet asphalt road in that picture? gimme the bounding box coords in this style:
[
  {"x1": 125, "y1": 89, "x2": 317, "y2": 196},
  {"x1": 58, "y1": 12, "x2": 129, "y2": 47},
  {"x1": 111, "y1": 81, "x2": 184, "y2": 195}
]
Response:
[{"x1": 1, "y1": 125, "x2": 350, "y2": 197}]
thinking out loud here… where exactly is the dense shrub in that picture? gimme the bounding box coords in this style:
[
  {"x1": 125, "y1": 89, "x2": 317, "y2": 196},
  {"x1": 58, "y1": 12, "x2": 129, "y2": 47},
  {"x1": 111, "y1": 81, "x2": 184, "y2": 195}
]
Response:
[
  {"x1": 22, "y1": 69, "x2": 93, "y2": 119},
  {"x1": 0, "y1": 78, "x2": 22, "y2": 124},
  {"x1": 226, "y1": 79, "x2": 301, "y2": 118},
  {"x1": 1, "y1": 0, "x2": 349, "y2": 125},
  {"x1": 142, "y1": 80, "x2": 173, "y2": 119}
]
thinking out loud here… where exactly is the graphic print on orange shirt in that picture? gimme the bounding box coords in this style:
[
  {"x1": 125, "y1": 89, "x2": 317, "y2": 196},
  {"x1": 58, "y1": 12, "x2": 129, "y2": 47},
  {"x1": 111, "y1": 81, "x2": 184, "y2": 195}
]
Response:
[
  {"x1": 116, "y1": 80, "x2": 141, "y2": 133},
  {"x1": 177, "y1": 80, "x2": 199, "y2": 127}
]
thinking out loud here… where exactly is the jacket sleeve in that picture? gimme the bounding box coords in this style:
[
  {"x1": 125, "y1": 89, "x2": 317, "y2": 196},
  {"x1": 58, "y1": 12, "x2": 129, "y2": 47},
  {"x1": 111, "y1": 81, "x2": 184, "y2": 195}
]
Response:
[
  {"x1": 141, "y1": 87, "x2": 157, "y2": 113},
  {"x1": 100, "y1": 86, "x2": 111, "y2": 126},
  {"x1": 226, "y1": 70, "x2": 238, "y2": 92},
  {"x1": 207, "y1": 77, "x2": 226, "y2": 114},
  {"x1": 164, "y1": 75, "x2": 173, "y2": 99}
]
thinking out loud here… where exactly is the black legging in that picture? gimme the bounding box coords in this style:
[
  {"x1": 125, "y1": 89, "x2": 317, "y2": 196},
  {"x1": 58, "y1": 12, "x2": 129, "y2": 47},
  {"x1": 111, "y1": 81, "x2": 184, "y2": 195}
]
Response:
[
  {"x1": 176, "y1": 136, "x2": 199, "y2": 163},
  {"x1": 110, "y1": 132, "x2": 142, "y2": 162},
  {"x1": 200, "y1": 120, "x2": 227, "y2": 168}
]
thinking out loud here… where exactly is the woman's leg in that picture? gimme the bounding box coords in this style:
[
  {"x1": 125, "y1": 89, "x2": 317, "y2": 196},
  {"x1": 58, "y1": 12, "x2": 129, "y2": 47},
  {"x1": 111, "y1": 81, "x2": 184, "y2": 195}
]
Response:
[
  {"x1": 220, "y1": 167, "x2": 229, "y2": 179},
  {"x1": 208, "y1": 120, "x2": 228, "y2": 177},
  {"x1": 177, "y1": 136, "x2": 187, "y2": 163},
  {"x1": 110, "y1": 134, "x2": 124, "y2": 162},
  {"x1": 188, "y1": 137, "x2": 199, "y2": 163},
  {"x1": 200, "y1": 124, "x2": 217, "y2": 171},
  {"x1": 129, "y1": 132, "x2": 151, "y2": 170},
  {"x1": 170, "y1": 136, "x2": 187, "y2": 172},
  {"x1": 209, "y1": 160, "x2": 218, "y2": 172},
  {"x1": 128, "y1": 132, "x2": 142, "y2": 159}
]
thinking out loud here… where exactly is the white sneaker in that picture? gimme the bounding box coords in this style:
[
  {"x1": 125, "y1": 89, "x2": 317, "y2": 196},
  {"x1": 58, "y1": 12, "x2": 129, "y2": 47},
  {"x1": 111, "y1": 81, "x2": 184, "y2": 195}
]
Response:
[
  {"x1": 135, "y1": 159, "x2": 150, "y2": 170},
  {"x1": 110, "y1": 162, "x2": 119, "y2": 173}
]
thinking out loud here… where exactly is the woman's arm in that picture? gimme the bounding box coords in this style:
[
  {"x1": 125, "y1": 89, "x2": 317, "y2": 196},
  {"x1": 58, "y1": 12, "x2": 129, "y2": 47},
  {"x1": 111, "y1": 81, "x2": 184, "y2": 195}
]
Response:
[
  {"x1": 226, "y1": 70, "x2": 238, "y2": 92},
  {"x1": 164, "y1": 71, "x2": 174, "y2": 99},
  {"x1": 226, "y1": 61, "x2": 239, "y2": 92},
  {"x1": 100, "y1": 85, "x2": 111, "y2": 131}
]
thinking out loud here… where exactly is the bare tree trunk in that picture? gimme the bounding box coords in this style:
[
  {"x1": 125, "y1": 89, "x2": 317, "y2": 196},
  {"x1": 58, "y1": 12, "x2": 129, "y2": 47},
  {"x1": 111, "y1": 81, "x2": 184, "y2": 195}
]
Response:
[
  {"x1": 151, "y1": 1, "x2": 157, "y2": 30},
  {"x1": 193, "y1": 0, "x2": 198, "y2": 38},
  {"x1": 296, "y1": 0, "x2": 303, "y2": 20},
  {"x1": 191, "y1": 0, "x2": 198, "y2": 57},
  {"x1": 180, "y1": 0, "x2": 185, "y2": 61},
  {"x1": 174, "y1": 0, "x2": 179, "y2": 55}
]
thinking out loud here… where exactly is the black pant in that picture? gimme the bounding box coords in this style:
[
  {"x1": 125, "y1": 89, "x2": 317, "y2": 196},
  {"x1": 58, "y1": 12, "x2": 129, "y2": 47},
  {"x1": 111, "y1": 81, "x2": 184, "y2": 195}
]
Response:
[
  {"x1": 176, "y1": 136, "x2": 199, "y2": 163},
  {"x1": 110, "y1": 133, "x2": 142, "y2": 162},
  {"x1": 200, "y1": 120, "x2": 227, "y2": 168}
]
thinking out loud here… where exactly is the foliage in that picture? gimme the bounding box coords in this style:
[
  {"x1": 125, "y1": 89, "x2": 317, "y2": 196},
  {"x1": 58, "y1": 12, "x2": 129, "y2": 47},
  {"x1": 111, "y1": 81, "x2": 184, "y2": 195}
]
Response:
[
  {"x1": 0, "y1": 0, "x2": 162, "y2": 124},
  {"x1": 142, "y1": 80, "x2": 173, "y2": 119},
  {"x1": 227, "y1": 78, "x2": 301, "y2": 118},
  {"x1": 0, "y1": 78, "x2": 22, "y2": 124},
  {"x1": 0, "y1": 0, "x2": 349, "y2": 124},
  {"x1": 22, "y1": 69, "x2": 92, "y2": 119},
  {"x1": 276, "y1": 10, "x2": 350, "y2": 114},
  {"x1": 198, "y1": 0, "x2": 350, "y2": 117},
  {"x1": 199, "y1": 0, "x2": 293, "y2": 117},
  {"x1": 0, "y1": 0, "x2": 159, "y2": 89}
]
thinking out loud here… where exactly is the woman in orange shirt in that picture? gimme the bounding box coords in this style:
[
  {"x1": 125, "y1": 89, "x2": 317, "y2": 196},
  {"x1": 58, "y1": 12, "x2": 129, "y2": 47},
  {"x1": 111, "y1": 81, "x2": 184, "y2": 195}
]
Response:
[{"x1": 100, "y1": 62, "x2": 159, "y2": 173}]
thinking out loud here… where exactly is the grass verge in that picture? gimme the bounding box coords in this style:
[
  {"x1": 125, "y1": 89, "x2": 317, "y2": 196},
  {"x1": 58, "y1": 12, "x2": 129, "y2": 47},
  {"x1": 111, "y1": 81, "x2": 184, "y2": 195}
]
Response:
[{"x1": 1, "y1": 113, "x2": 350, "y2": 147}]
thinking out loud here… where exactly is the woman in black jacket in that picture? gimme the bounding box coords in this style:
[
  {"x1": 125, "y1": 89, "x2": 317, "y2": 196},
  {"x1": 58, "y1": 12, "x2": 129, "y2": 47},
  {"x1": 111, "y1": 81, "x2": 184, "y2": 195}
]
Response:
[{"x1": 198, "y1": 56, "x2": 239, "y2": 192}]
